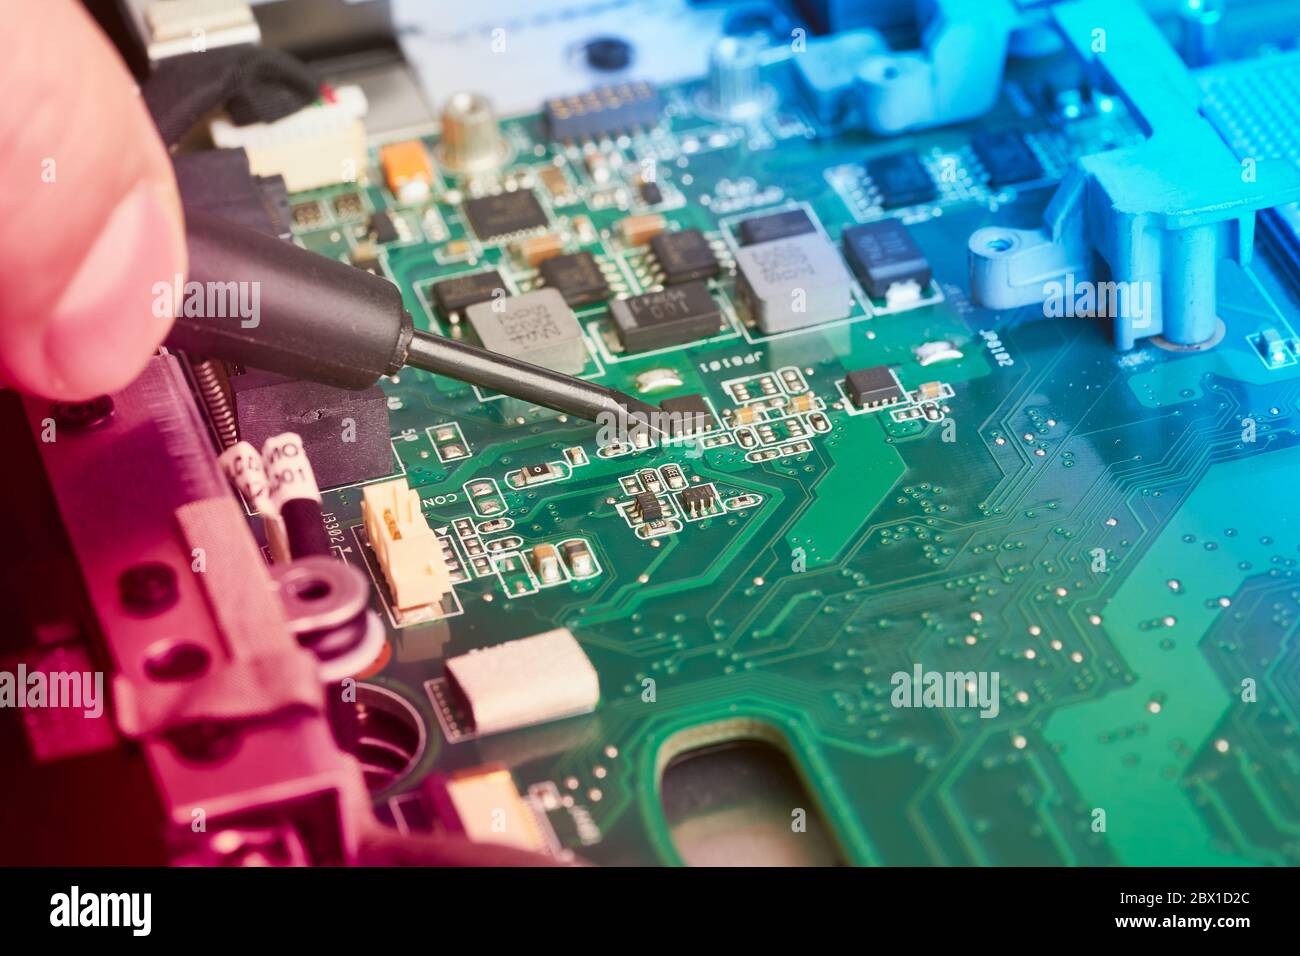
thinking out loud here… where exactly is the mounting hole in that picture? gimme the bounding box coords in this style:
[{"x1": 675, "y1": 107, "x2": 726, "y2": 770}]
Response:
[
  {"x1": 339, "y1": 684, "x2": 428, "y2": 794},
  {"x1": 293, "y1": 577, "x2": 333, "y2": 602},
  {"x1": 986, "y1": 236, "x2": 1014, "y2": 252},
  {"x1": 144, "y1": 640, "x2": 211, "y2": 681}
]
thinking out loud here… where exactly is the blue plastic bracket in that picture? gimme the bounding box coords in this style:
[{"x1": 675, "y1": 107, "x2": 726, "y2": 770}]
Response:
[{"x1": 969, "y1": 0, "x2": 1300, "y2": 348}]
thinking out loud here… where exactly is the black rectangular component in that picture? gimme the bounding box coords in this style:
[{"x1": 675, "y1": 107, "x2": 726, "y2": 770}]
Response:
[
  {"x1": 865, "y1": 151, "x2": 936, "y2": 209},
  {"x1": 463, "y1": 191, "x2": 549, "y2": 239},
  {"x1": 609, "y1": 281, "x2": 722, "y2": 353},
  {"x1": 232, "y1": 370, "x2": 393, "y2": 488},
  {"x1": 546, "y1": 81, "x2": 662, "y2": 141},
  {"x1": 640, "y1": 180, "x2": 664, "y2": 205},
  {"x1": 971, "y1": 130, "x2": 1043, "y2": 187},
  {"x1": 539, "y1": 251, "x2": 609, "y2": 306},
  {"x1": 738, "y1": 208, "x2": 815, "y2": 246},
  {"x1": 659, "y1": 393, "x2": 713, "y2": 436},
  {"x1": 432, "y1": 270, "x2": 507, "y2": 316},
  {"x1": 634, "y1": 491, "x2": 665, "y2": 522},
  {"x1": 844, "y1": 366, "x2": 903, "y2": 410},
  {"x1": 650, "y1": 228, "x2": 719, "y2": 284},
  {"x1": 842, "y1": 219, "x2": 932, "y2": 300},
  {"x1": 677, "y1": 485, "x2": 718, "y2": 518},
  {"x1": 369, "y1": 211, "x2": 400, "y2": 243}
]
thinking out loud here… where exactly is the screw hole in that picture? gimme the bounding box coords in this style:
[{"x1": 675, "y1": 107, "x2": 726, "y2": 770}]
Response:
[{"x1": 144, "y1": 641, "x2": 210, "y2": 681}]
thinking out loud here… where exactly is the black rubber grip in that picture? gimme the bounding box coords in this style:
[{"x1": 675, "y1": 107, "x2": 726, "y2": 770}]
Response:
[{"x1": 167, "y1": 207, "x2": 411, "y2": 389}]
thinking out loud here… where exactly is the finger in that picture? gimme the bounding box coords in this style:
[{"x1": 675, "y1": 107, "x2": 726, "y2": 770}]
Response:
[{"x1": 0, "y1": 0, "x2": 186, "y2": 400}]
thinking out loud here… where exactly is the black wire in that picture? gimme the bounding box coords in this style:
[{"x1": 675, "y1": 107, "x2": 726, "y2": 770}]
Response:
[{"x1": 143, "y1": 44, "x2": 320, "y2": 148}]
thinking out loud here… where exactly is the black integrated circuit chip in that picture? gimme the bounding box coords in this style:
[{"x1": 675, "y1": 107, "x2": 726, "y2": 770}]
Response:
[
  {"x1": 677, "y1": 485, "x2": 718, "y2": 518},
  {"x1": 633, "y1": 490, "x2": 665, "y2": 522},
  {"x1": 462, "y1": 190, "x2": 549, "y2": 239},
  {"x1": 842, "y1": 219, "x2": 932, "y2": 300},
  {"x1": 432, "y1": 269, "x2": 507, "y2": 316},
  {"x1": 659, "y1": 393, "x2": 714, "y2": 436},
  {"x1": 650, "y1": 228, "x2": 720, "y2": 284},
  {"x1": 737, "y1": 208, "x2": 816, "y2": 246},
  {"x1": 609, "y1": 281, "x2": 723, "y2": 353},
  {"x1": 545, "y1": 81, "x2": 663, "y2": 141},
  {"x1": 865, "y1": 151, "x2": 937, "y2": 209},
  {"x1": 539, "y1": 251, "x2": 610, "y2": 306},
  {"x1": 368, "y1": 211, "x2": 400, "y2": 243},
  {"x1": 971, "y1": 130, "x2": 1043, "y2": 187},
  {"x1": 844, "y1": 365, "x2": 904, "y2": 410},
  {"x1": 639, "y1": 180, "x2": 664, "y2": 205}
]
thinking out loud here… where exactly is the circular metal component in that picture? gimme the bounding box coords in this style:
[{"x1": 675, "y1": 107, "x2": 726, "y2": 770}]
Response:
[
  {"x1": 346, "y1": 684, "x2": 428, "y2": 794},
  {"x1": 119, "y1": 561, "x2": 179, "y2": 615},
  {"x1": 1152, "y1": 317, "x2": 1226, "y2": 353},
  {"x1": 272, "y1": 555, "x2": 370, "y2": 636},
  {"x1": 584, "y1": 36, "x2": 632, "y2": 72},
  {"x1": 142, "y1": 638, "x2": 211, "y2": 681},
  {"x1": 436, "y1": 92, "x2": 510, "y2": 173},
  {"x1": 696, "y1": 35, "x2": 776, "y2": 122},
  {"x1": 272, "y1": 556, "x2": 385, "y2": 682},
  {"x1": 52, "y1": 395, "x2": 114, "y2": 430}
]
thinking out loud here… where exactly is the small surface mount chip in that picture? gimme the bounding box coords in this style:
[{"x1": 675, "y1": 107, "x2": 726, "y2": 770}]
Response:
[
  {"x1": 650, "y1": 228, "x2": 720, "y2": 284},
  {"x1": 865, "y1": 150, "x2": 937, "y2": 209},
  {"x1": 734, "y1": 231, "x2": 853, "y2": 333},
  {"x1": 659, "y1": 393, "x2": 714, "y2": 436},
  {"x1": 677, "y1": 485, "x2": 719, "y2": 519},
  {"x1": 379, "y1": 139, "x2": 435, "y2": 203},
  {"x1": 368, "y1": 211, "x2": 401, "y2": 244},
  {"x1": 444, "y1": 628, "x2": 600, "y2": 736},
  {"x1": 545, "y1": 81, "x2": 663, "y2": 141},
  {"x1": 639, "y1": 180, "x2": 664, "y2": 205},
  {"x1": 462, "y1": 190, "x2": 549, "y2": 240},
  {"x1": 842, "y1": 218, "x2": 933, "y2": 304},
  {"x1": 465, "y1": 288, "x2": 587, "y2": 374},
  {"x1": 432, "y1": 269, "x2": 507, "y2": 318},
  {"x1": 539, "y1": 251, "x2": 610, "y2": 306},
  {"x1": 633, "y1": 490, "x2": 665, "y2": 523},
  {"x1": 737, "y1": 208, "x2": 816, "y2": 246},
  {"x1": 609, "y1": 281, "x2": 723, "y2": 353},
  {"x1": 971, "y1": 129, "x2": 1043, "y2": 187},
  {"x1": 844, "y1": 365, "x2": 904, "y2": 410}
]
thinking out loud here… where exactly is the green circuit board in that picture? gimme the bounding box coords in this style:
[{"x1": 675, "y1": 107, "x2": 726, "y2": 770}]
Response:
[{"x1": 280, "y1": 56, "x2": 1300, "y2": 866}]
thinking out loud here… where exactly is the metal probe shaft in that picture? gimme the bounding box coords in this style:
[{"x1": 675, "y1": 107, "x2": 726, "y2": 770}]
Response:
[{"x1": 404, "y1": 330, "x2": 660, "y2": 426}]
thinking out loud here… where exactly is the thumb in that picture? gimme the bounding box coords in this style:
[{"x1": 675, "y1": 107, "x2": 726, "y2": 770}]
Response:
[{"x1": 0, "y1": 0, "x2": 186, "y2": 400}]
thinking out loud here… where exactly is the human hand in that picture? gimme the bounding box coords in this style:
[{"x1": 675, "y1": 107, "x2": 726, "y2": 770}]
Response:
[{"x1": 1, "y1": 0, "x2": 186, "y2": 400}]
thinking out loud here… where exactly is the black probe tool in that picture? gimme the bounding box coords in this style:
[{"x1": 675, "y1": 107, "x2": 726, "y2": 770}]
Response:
[{"x1": 166, "y1": 209, "x2": 661, "y2": 427}]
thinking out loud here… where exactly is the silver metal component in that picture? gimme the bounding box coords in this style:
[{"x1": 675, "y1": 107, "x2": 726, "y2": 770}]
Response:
[
  {"x1": 1179, "y1": 0, "x2": 1223, "y2": 68},
  {"x1": 23, "y1": 355, "x2": 370, "y2": 865},
  {"x1": 189, "y1": 357, "x2": 238, "y2": 449},
  {"x1": 436, "y1": 91, "x2": 510, "y2": 173},
  {"x1": 273, "y1": 555, "x2": 387, "y2": 684},
  {"x1": 698, "y1": 35, "x2": 775, "y2": 121}
]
